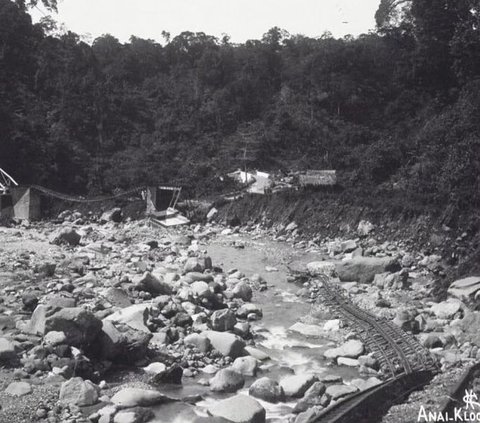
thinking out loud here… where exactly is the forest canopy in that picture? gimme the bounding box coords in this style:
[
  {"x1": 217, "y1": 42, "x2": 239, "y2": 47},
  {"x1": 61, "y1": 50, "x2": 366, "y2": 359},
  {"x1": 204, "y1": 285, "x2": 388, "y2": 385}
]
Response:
[{"x1": 0, "y1": 0, "x2": 479, "y2": 209}]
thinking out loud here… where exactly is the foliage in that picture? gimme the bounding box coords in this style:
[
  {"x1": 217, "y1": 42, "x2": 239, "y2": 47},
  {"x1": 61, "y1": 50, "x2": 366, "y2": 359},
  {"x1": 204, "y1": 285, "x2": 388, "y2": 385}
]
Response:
[{"x1": 0, "y1": 0, "x2": 479, "y2": 210}]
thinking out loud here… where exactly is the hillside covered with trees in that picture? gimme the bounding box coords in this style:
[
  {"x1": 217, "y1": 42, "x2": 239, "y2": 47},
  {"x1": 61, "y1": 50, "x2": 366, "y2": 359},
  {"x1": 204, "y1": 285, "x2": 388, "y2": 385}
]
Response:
[{"x1": 1, "y1": 0, "x2": 479, "y2": 215}]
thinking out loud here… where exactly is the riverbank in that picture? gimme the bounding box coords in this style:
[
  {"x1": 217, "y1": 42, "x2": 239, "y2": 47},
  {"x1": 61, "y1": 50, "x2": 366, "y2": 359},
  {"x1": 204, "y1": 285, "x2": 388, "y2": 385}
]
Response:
[{"x1": 0, "y1": 210, "x2": 479, "y2": 422}]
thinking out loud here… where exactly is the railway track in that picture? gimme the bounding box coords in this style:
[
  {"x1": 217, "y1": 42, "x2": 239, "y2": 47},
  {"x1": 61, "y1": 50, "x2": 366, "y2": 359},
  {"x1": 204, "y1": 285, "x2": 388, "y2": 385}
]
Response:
[
  {"x1": 309, "y1": 276, "x2": 439, "y2": 423},
  {"x1": 317, "y1": 276, "x2": 438, "y2": 378}
]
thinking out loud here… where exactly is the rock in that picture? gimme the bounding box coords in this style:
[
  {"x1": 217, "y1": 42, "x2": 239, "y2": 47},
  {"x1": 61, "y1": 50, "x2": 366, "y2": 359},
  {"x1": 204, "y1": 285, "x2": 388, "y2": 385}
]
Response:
[
  {"x1": 100, "y1": 207, "x2": 123, "y2": 223},
  {"x1": 448, "y1": 277, "x2": 480, "y2": 301},
  {"x1": 423, "y1": 334, "x2": 443, "y2": 349},
  {"x1": 280, "y1": 374, "x2": 319, "y2": 398},
  {"x1": 211, "y1": 309, "x2": 237, "y2": 332},
  {"x1": 341, "y1": 240, "x2": 358, "y2": 253},
  {"x1": 35, "y1": 261, "x2": 56, "y2": 277},
  {"x1": 325, "y1": 384, "x2": 358, "y2": 400},
  {"x1": 204, "y1": 331, "x2": 246, "y2": 358},
  {"x1": 113, "y1": 407, "x2": 154, "y2": 423},
  {"x1": 22, "y1": 304, "x2": 48, "y2": 335},
  {"x1": 286, "y1": 222, "x2": 298, "y2": 231},
  {"x1": 208, "y1": 395, "x2": 265, "y2": 423},
  {"x1": 234, "y1": 322, "x2": 250, "y2": 338},
  {"x1": 105, "y1": 304, "x2": 152, "y2": 332},
  {"x1": 111, "y1": 387, "x2": 174, "y2": 408},
  {"x1": 51, "y1": 227, "x2": 81, "y2": 246},
  {"x1": 401, "y1": 254, "x2": 415, "y2": 268},
  {"x1": 293, "y1": 382, "x2": 329, "y2": 413},
  {"x1": 97, "y1": 320, "x2": 152, "y2": 363},
  {"x1": 357, "y1": 220, "x2": 374, "y2": 236},
  {"x1": 22, "y1": 293, "x2": 39, "y2": 311},
  {"x1": 393, "y1": 309, "x2": 418, "y2": 332},
  {"x1": 184, "y1": 257, "x2": 210, "y2": 273},
  {"x1": 335, "y1": 257, "x2": 400, "y2": 284},
  {"x1": 294, "y1": 407, "x2": 325, "y2": 423},
  {"x1": 43, "y1": 331, "x2": 67, "y2": 346},
  {"x1": 249, "y1": 377, "x2": 285, "y2": 403},
  {"x1": 373, "y1": 272, "x2": 408, "y2": 290},
  {"x1": 323, "y1": 320, "x2": 341, "y2": 332},
  {"x1": 184, "y1": 333, "x2": 211, "y2": 353},
  {"x1": 44, "y1": 307, "x2": 102, "y2": 349},
  {"x1": 143, "y1": 362, "x2": 167, "y2": 375},
  {"x1": 151, "y1": 364, "x2": 183, "y2": 385},
  {"x1": 5, "y1": 381, "x2": 32, "y2": 396},
  {"x1": 349, "y1": 377, "x2": 382, "y2": 391},
  {"x1": 245, "y1": 346, "x2": 269, "y2": 361},
  {"x1": 133, "y1": 272, "x2": 172, "y2": 296},
  {"x1": 289, "y1": 322, "x2": 324, "y2": 338},
  {"x1": 0, "y1": 337, "x2": 16, "y2": 364},
  {"x1": 232, "y1": 281, "x2": 253, "y2": 302},
  {"x1": 236, "y1": 303, "x2": 263, "y2": 319},
  {"x1": 59, "y1": 377, "x2": 99, "y2": 406},
  {"x1": 337, "y1": 357, "x2": 360, "y2": 367},
  {"x1": 430, "y1": 299, "x2": 462, "y2": 319},
  {"x1": 323, "y1": 340, "x2": 364, "y2": 360},
  {"x1": 306, "y1": 262, "x2": 337, "y2": 277},
  {"x1": 209, "y1": 369, "x2": 245, "y2": 393},
  {"x1": 231, "y1": 356, "x2": 258, "y2": 376},
  {"x1": 101, "y1": 287, "x2": 132, "y2": 308},
  {"x1": 207, "y1": 208, "x2": 218, "y2": 222}
]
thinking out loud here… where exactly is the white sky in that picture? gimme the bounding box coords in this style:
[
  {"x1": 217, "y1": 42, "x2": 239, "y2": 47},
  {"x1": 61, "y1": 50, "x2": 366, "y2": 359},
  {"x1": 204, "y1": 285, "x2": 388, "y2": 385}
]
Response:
[{"x1": 31, "y1": 0, "x2": 380, "y2": 44}]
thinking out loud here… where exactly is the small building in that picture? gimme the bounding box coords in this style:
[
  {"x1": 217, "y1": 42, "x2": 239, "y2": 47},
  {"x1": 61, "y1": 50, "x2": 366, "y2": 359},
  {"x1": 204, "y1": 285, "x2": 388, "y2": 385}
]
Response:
[
  {"x1": 146, "y1": 186, "x2": 190, "y2": 227},
  {"x1": 298, "y1": 170, "x2": 337, "y2": 187}
]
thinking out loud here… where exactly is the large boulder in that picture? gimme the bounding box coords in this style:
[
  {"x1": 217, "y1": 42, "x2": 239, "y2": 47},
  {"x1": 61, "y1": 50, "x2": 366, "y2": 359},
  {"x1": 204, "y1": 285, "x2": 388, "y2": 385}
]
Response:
[
  {"x1": 231, "y1": 356, "x2": 258, "y2": 376},
  {"x1": 44, "y1": 307, "x2": 102, "y2": 349},
  {"x1": 184, "y1": 257, "x2": 211, "y2": 273},
  {"x1": 209, "y1": 369, "x2": 245, "y2": 393},
  {"x1": 59, "y1": 377, "x2": 99, "y2": 406},
  {"x1": 325, "y1": 384, "x2": 358, "y2": 400},
  {"x1": 323, "y1": 340, "x2": 364, "y2": 360},
  {"x1": 113, "y1": 407, "x2": 154, "y2": 423},
  {"x1": 211, "y1": 309, "x2": 237, "y2": 332},
  {"x1": 5, "y1": 381, "x2": 32, "y2": 397},
  {"x1": 335, "y1": 257, "x2": 400, "y2": 284},
  {"x1": 448, "y1": 277, "x2": 480, "y2": 301},
  {"x1": 203, "y1": 331, "x2": 245, "y2": 358},
  {"x1": 100, "y1": 207, "x2": 122, "y2": 223},
  {"x1": 51, "y1": 227, "x2": 81, "y2": 246},
  {"x1": 249, "y1": 377, "x2": 285, "y2": 403},
  {"x1": 100, "y1": 287, "x2": 132, "y2": 308},
  {"x1": 105, "y1": 304, "x2": 152, "y2": 332},
  {"x1": 430, "y1": 299, "x2": 463, "y2": 320},
  {"x1": 96, "y1": 320, "x2": 152, "y2": 363},
  {"x1": 280, "y1": 374, "x2": 319, "y2": 398},
  {"x1": 293, "y1": 382, "x2": 330, "y2": 413},
  {"x1": 133, "y1": 272, "x2": 172, "y2": 296},
  {"x1": 208, "y1": 395, "x2": 266, "y2": 423},
  {"x1": 184, "y1": 333, "x2": 211, "y2": 353},
  {"x1": 110, "y1": 387, "x2": 174, "y2": 408},
  {"x1": 232, "y1": 282, "x2": 253, "y2": 301},
  {"x1": 236, "y1": 304, "x2": 263, "y2": 319}
]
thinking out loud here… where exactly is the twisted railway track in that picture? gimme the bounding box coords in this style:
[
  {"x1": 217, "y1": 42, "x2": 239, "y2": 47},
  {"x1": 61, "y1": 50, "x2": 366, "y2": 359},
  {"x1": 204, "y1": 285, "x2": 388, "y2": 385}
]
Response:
[{"x1": 311, "y1": 276, "x2": 439, "y2": 423}]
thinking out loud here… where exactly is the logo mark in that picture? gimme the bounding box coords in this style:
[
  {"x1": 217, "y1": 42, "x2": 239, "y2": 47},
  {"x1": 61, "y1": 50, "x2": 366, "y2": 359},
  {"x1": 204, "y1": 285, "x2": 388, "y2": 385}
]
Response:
[{"x1": 463, "y1": 389, "x2": 480, "y2": 410}]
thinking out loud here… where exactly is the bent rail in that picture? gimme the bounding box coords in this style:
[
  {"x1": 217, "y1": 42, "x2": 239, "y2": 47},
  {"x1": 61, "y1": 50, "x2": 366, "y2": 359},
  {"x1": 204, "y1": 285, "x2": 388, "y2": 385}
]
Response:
[
  {"x1": 317, "y1": 277, "x2": 438, "y2": 377},
  {"x1": 313, "y1": 370, "x2": 435, "y2": 423}
]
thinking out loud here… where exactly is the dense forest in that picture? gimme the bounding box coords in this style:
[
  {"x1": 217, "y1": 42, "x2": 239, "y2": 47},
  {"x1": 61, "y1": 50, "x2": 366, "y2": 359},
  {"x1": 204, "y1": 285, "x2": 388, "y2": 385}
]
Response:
[{"x1": 1, "y1": 0, "x2": 479, "y2": 213}]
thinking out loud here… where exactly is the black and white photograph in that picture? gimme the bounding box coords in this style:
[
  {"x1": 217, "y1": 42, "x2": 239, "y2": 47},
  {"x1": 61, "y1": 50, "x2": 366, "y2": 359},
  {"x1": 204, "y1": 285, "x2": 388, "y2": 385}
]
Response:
[{"x1": 0, "y1": 1, "x2": 480, "y2": 422}]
